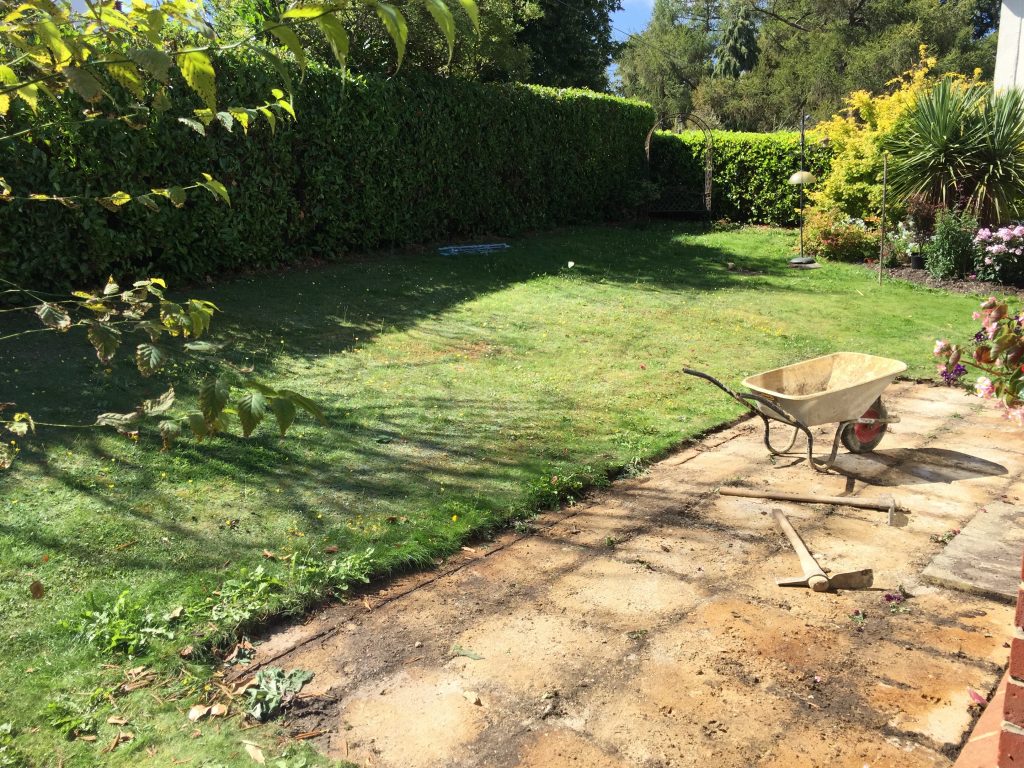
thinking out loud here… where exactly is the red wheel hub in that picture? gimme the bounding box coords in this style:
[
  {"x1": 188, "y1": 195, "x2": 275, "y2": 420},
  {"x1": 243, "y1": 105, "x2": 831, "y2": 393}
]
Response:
[{"x1": 854, "y1": 407, "x2": 883, "y2": 443}]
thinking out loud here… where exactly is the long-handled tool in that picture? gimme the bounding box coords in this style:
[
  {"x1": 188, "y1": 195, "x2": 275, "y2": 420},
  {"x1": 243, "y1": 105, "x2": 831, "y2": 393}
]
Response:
[
  {"x1": 772, "y1": 508, "x2": 874, "y2": 592},
  {"x1": 720, "y1": 486, "x2": 905, "y2": 526}
]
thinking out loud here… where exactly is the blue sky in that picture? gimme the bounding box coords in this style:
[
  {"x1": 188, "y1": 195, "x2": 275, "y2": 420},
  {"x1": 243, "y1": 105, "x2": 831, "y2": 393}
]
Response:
[{"x1": 610, "y1": 0, "x2": 654, "y2": 41}]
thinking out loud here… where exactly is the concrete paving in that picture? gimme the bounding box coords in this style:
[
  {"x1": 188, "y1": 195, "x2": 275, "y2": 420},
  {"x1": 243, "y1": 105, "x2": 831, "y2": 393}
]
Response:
[
  {"x1": 241, "y1": 382, "x2": 1024, "y2": 768},
  {"x1": 923, "y1": 502, "x2": 1024, "y2": 602}
]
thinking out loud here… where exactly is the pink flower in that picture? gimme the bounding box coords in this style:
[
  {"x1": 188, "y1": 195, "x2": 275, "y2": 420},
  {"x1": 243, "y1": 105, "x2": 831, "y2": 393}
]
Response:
[
  {"x1": 975, "y1": 376, "x2": 995, "y2": 398},
  {"x1": 1014, "y1": 225, "x2": 1024, "y2": 238},
  {"x1": 934, "y1": 339, "x2": 951, "y2": 356},
  {"x1": 985, "y1": 256, "x2": 994, "y2": 265},
  {"x1": 975, "y1": 228, "x2": 992, "y2": 242},
  {"x1": 973, "y1": 311, "x2": 982, "y2": 320}
]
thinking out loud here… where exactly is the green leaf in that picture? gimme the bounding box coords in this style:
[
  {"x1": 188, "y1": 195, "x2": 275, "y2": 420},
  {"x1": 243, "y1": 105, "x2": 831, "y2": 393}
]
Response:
[
  {"x1": 200, "y1": 378, "x2": 230, "y2": 423},
  {"x1": 423, "y1": 0, "x2": 455, "y2": 62},
  {"x1": 103, "y1": 277, "x2": 120, "y2": 296},
  {"x1": 135, "y1": 343, "x2": 167, "y2": 376},
  {"x1": 136, "y1": 320, "x2": 164, "y2": 342},
  {"x1": 257, "y1": 48, "x2": 293, "y2": 96},
  {"x1": 216, "y1": 111, "x2": 234, "y2": 132},
  {"x1": 178, "y1": 51, "x2": 216, "y2": 111},
  {"x1": 135, "y1": 194, "x2": 160, "y2": 212},
  {"x1": 268, "y1": 23, "x2": 307, "y2": 70},
  {"x1": 106, "y1": 61, "x2": 145, "y2": 100},
  {"x1": 375, "y1": 3, "x2": 409, "y2": 67},
  {"x1": 158, "y1": 419, "x2": 181, "y2": 448},
  {"x1": 35, "y1": 302, "x2": 71, "y2": 331},
  {"x1": 269, "y1": 397, "x2": 296, "y2": 436},
  {"x1": 95, "y1": 411, "x2": 141, "y2": 429},
  {"x1": 278, "y1": 389, "x2": 326, "y2": 423},
  {"x1": 36, "y1": 19, "x2": 72, "y2": 66},
  {"x1": 282, "y1": 5, "x2": 332, "y2": 18},
  {"x1": 236, "y1": 390, "x2": 268, "y2": 437},
  {"x1": 65, "y1": 67, "x2": 105, "y2": 103},
  {"x1": 186, "y1": 412, "x2": 209, "y2": 439},
  {"x1": 142, "y1": 387, "x2": 176, "y2": 416},
  {"x1": 316, "y1": 14, "x2": 350, "y2": 69},
  {"x1": 258, "y1": 106, "x2": 277, "y2": 134},
  {"x1": 5, "y1": 421, "x2": 29, "y2": 437},
  {"x1": 128, "y1": 47, "x2": 173, "y2": 84},
  {"x1": 87, "y1": 321, "x2": 121, "y2": 363},
  {"x1": 198, "y1": 174, "x2": 231, "y2": 205},
  {"x1": 456, "y1": 0, "x2": 479, "y2": 32},
  {"x1": 177, "y1": 117, "x2": 206, "y2": 135}
]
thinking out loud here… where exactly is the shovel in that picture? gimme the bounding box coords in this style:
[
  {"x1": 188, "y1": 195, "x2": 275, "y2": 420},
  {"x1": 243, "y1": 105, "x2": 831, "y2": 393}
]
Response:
[{"x1": 772, "y1": 508, "x2": 873, "y2": 592}]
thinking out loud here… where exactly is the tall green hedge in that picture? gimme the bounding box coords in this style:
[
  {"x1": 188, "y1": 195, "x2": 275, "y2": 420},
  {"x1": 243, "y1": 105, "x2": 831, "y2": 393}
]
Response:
[
  {"x1": 0, "y1": 60, "x2": 655, "y2": 289},
  {"x1": 648, "y1": 131, "x2": 833, "y2": 225}
]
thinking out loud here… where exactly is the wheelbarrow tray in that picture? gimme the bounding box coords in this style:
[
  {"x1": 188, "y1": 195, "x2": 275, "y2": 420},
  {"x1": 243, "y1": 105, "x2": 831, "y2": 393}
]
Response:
[{"x1": 741, "y1": 352, "x2": 907, "y2": 427}]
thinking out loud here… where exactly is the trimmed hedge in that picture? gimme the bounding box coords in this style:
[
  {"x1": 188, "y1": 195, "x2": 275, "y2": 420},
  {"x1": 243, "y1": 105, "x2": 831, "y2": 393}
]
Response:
[
  {"x1": 0, "y1": 60, "x2": 655, "y2": 289},
  {"x1": 648, "y1": 131, "x2": 833, "y2": 225}
]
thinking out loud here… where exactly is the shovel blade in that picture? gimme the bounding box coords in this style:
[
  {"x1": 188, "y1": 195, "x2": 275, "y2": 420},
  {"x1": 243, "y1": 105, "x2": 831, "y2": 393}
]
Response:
[{"x1": 828, "y1": 569, "x2": 874, "y2": 590}]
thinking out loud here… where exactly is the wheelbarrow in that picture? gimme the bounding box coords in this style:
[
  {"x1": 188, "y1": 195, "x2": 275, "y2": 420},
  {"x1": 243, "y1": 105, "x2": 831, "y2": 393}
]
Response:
[{"x1": 683, "y1": 352, "x2": 907, "y2": 473}]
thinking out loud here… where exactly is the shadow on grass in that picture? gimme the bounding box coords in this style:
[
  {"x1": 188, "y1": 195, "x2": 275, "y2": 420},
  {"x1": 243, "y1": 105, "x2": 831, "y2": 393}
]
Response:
[{"x1": 0, "y1": 221, "x2": 799, "y2": 578}]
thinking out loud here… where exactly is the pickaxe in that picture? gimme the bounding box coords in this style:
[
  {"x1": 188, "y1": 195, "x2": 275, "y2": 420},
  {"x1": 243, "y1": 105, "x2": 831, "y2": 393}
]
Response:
[{"x1": 772, "y1": 508, "x2": 874, "y2": 592}]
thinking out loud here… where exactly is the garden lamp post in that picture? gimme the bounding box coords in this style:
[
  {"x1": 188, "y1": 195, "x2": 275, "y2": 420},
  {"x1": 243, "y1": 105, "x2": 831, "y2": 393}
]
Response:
[{"x1": 788, "y1": 114, "x2": 816, "y2": 261}]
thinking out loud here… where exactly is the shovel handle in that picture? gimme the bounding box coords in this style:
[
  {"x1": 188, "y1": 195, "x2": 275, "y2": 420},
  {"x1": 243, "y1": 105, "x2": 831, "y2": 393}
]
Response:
[{"x1": 772, "y1": 509, "x2": 830, "y2": 592}]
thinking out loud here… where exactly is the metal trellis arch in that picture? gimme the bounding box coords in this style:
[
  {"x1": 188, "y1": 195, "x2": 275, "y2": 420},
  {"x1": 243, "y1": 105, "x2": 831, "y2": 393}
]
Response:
[{"x1": 645, "y1": 112, "x2": 714, "y2": 216}]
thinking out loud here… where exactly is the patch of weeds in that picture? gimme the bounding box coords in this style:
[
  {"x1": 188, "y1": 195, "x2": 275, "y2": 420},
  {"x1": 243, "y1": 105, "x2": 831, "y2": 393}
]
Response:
[
  {"x1": 530, "y1": 466, "x2": 600, "y2": 510},
  {"x1": 883, "y1": 584, "x2": 911, "y2": 614},
  {"x1": 44, "y1": 695, "x2": 99, "y2": 739},
  {"x1": 243, "y1": 667, "x2": 314, "y2": 722},
  {"x1": 286, "y1": 548, "x2": 375, "y2": 604},
  {"x1": 77, "y1": 590, "x2": 174, "y2": 655},
  {"x1": 0, "y1": 723, "x2": 28, "y2": 767},
  {"x1": 849, "y1": 609, "x2": 867, "y2": 630},
  {"x1": 604, "y1": 536, "x2": 618, "y2": 549},
  {"x1": 512, "y1": 519, "x2": 537, "y2": 535},
  {"x1": 626, "y1": 629, "x2": 649, "y2": 641},
  {"x1": 210, "y1": 565, "x2": 285, "y2": 629},
  {"x1": 930, "y1": 528, "x2": 960, "y2": 545}
]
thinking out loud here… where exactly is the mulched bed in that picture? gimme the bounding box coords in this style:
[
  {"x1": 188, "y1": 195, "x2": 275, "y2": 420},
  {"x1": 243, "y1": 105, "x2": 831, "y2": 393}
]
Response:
[{"x1": 872, "y1": 264, "x2": 1024, "y2": 298}]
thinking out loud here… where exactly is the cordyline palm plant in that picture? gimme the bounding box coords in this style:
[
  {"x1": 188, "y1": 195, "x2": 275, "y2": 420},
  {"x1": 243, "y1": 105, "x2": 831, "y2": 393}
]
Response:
[{"x1": 885, "y1": 79, "x2": 1024, "y2": 224}]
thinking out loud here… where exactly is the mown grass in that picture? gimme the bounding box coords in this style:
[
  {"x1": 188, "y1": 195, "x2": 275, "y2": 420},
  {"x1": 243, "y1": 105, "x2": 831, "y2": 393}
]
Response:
[{"x1": 0, "y1": 222, "x2": 991, "y2": 766}]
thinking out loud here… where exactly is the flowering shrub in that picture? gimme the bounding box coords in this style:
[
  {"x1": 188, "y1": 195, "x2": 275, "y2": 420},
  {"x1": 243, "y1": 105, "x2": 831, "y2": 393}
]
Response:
[
  {"x1": 804, "y1": 208, "x2": 880, "y2": 262},
  {"x1": 974, "y1": 225, "x2": 1024, "y2": 285},
  {"x1": 934, "y1": 297, "x2": 1024, "y2": 425}
]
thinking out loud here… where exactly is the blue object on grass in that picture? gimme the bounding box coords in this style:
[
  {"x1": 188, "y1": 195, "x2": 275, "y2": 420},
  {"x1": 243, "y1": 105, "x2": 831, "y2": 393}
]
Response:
[{"x1": 438, "y1": 243, "x2": 510, "y2": 256}]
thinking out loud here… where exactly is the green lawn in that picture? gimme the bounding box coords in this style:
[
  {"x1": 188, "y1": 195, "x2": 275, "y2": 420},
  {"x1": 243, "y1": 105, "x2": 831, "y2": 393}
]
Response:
[{"x1": 0, "y1": 222, "x2": 990, "y2": 766}]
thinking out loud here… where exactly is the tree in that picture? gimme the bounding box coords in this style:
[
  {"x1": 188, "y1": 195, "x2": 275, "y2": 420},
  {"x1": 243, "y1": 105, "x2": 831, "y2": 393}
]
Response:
[
  {"x1": 714, "y1": 1, "x2": 758, "y2": 77},
  {"x1": 517, "y1": 0, "x2": 623, "y2": 89},
  {"x1": 616, "y1": 0, "x2": 999, "y2": 131}
]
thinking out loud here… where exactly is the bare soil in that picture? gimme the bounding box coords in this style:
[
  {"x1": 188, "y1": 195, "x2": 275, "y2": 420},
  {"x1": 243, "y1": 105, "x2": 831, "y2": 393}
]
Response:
[
  {"x1": 878, "y1": 266, "x2": 1024, "y2": 298},
  {"x1": 238, "y1": 383, "x2": 1022, "y2": 768}
]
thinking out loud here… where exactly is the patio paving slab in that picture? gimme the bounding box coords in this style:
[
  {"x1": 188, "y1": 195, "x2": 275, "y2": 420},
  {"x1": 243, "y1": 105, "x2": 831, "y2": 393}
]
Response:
[
  {"x1": 923, "y1": 501, "x2": 1024, "y2": 603},
  {"x1": 238, "y1": 382, "x2": 1022, "y2": 768}
]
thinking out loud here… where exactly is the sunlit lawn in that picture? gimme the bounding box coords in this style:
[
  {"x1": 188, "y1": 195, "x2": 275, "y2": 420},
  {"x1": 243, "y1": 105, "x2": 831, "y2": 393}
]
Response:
[{"x1": 0, "y1": 222, "x2": 988, "y2": 766}]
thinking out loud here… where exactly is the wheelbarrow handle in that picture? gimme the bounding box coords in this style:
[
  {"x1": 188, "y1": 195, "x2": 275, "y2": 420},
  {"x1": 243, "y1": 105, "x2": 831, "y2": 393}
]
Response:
[{"x1": 682, "y1": 368, "x2": 754, "y2": 412}]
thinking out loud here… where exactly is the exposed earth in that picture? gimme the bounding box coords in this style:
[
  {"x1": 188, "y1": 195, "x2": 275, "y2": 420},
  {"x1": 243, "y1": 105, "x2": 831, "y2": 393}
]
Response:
[
  {"x1": 878, "y1": 265, "x2": 1024, "y2": 298},
  {"x1": 237, "y1": 383, "x2": 1022, "y2": 768}
]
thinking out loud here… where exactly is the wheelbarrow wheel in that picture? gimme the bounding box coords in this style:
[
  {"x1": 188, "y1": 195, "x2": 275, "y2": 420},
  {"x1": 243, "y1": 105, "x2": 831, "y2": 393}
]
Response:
[{"x1": 840, "y1": 398, "x2": 888, "y2": 454}]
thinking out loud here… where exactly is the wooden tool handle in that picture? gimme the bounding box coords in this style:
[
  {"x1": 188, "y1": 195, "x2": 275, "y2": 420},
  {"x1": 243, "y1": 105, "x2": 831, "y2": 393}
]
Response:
[
  {"x1": 720, "y1": 486, "x2": 905, "y2": 513},
  {"x1": 771, "y1": 508, "x2": 830, "y2": 592}
]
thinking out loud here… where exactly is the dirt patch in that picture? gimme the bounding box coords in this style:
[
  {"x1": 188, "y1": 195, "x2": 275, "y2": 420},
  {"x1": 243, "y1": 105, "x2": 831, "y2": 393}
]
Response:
[
  {"x1": 874, "y1": 265, "x2": 1024, "y2": 298},
  {"x1": 240, "y1": 383, "x2": 1021, "y2": 767}
]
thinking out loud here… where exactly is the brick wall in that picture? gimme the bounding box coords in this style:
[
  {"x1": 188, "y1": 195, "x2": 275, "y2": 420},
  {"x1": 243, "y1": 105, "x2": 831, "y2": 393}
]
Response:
[{"x1": 999, "y1": 551, "x2": 1024, "y2": 765}]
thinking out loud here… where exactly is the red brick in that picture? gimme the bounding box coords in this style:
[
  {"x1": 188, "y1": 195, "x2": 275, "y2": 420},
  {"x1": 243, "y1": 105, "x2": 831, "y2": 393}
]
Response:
[
  {"x1": 1016, "y1": 590, "x2": 1024, "y2": 631},
  {"x1": 1011, "y1": 637, "x2": 1024, "y2": 683},
  {"x1": 1007, "y1": 680, "x2": 1024, "y2": 729},
  {"x1": 999, "y1": 728, "x2": 1024, "y2": 766}
]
